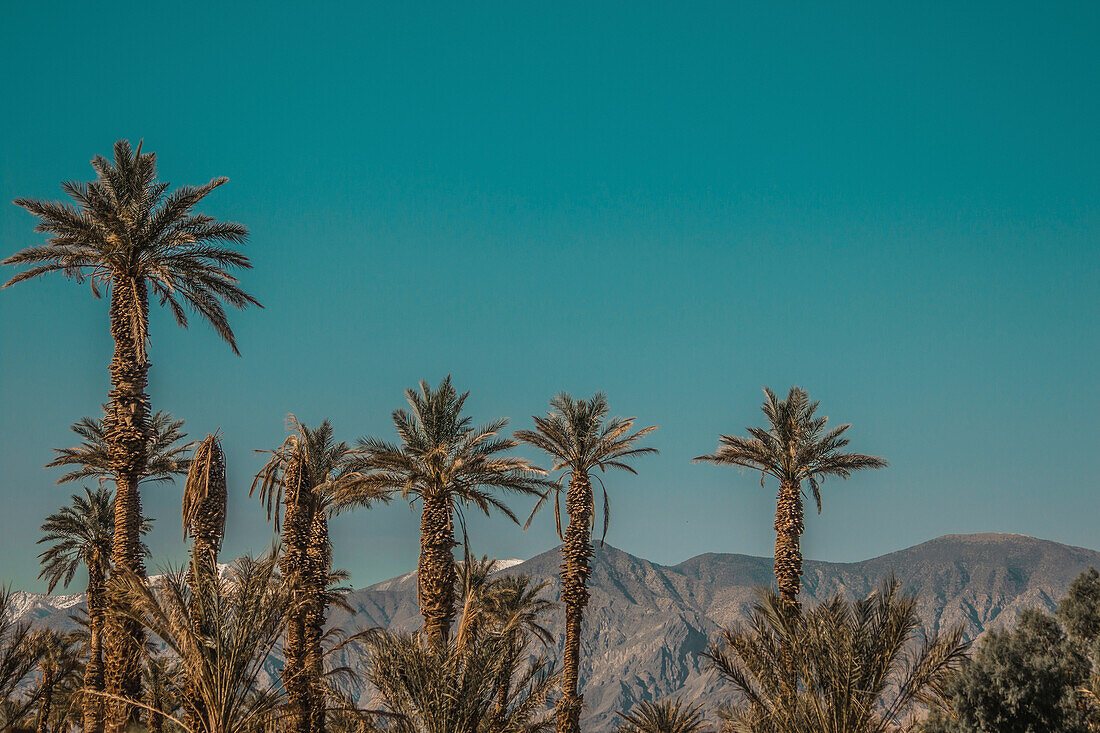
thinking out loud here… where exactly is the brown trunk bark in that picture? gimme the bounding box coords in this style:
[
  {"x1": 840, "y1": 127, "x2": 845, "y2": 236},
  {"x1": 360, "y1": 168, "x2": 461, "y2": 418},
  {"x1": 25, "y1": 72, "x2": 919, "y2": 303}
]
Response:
[
  {"x1": 280, "y1": 455, "x2": 314, "y2": 733},
  {"x1": 83, "y1": 562, "x2": 106, "y2": 733},
  {"x1": 774, "y1": 478, "x2": 804, "y2": 712},
  {"x1": 418, "y1": 490, "x2": 456, "y2": 645},
  {"x1": 304, "y1": 507, "x2": 330, "y2": 733},
  {"x1": 37, "y1": 667, "x2": 54, "y2": 733},
  {"x1": 773, "y1": 479, "x2": 804, "y2": 608},
  {"x1": 104, "y1": 276, "x2": 151, "y2": 733},
  {"x1": 557, "y1": 472, "x2": 593, "y2": 733},
  {"x1": 185, "y1": 439, "x2": 226, "y2": 733}
]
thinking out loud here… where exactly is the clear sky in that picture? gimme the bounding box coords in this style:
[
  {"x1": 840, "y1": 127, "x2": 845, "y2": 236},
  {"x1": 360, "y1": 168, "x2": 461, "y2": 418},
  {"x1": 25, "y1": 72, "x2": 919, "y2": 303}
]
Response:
[{"x1": 1, "y1": 2, "x2": 1098, "y2": 593}]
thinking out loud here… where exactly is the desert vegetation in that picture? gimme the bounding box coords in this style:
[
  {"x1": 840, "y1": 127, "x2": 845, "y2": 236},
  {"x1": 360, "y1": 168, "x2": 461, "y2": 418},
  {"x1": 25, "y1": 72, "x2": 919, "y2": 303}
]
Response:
[{"x1": 2, "y1": 141, "x2": 1095, "y2": 733}]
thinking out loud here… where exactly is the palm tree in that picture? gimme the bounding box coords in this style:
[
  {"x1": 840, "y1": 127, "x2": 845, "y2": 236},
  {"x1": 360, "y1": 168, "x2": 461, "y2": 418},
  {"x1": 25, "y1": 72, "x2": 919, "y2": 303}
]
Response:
[
  {"x1": 110, "y1": 555, "x2": 290, "y2": 733},
  {"x1": 252, "y1": 418, "x2": 373, "y2": 733},
  {"x1": 142, "y1": 653, "x2": 183, "y2": 733},
  {"x1": 182, "y1": 433, "x2": 228, "y2": 733},
  {"x1": 695, "y1": 387, "x2": 886, "y2": 608},
  {"x1": 362, "y1": 630, "x2": 557, "y2": 733},
  {"x1": 32, "y1": 631, "x2": 83, "y2": 733},
  {"x1": 515, "y1": 392, "x2": 657, "y2": 733},
  {"x1": 704, "y1": 579, "x2": 968, "y2": 733},
  {"x1": 4, "y1": 139, "x2": 258, "y2": 730},
  {"x1": 36, "y1": 487, "x2": 151, "y2": 733},
  {"x1": 47, "y1": 411, "x2": 190, "y2": 487},
  {"x1": 336, "y1": 376, "x2": 547, "y2": 646},
  {"x1": 451, "y1": 556, "x2": 557, "y2": 728},
  {"x1": 615, "y1": 699, "x2": 711, "y2": 733},
  {"x1": 480, "y1": 573, "x2": 557, "y2": 733},
  {"x1": 0, "y1": 587, "x2": 46, "y2": 732}
]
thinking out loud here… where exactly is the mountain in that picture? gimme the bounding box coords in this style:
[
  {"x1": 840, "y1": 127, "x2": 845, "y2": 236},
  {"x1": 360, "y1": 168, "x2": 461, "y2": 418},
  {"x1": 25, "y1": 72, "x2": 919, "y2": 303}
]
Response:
[{"x1": 9, "y1": 533, "x2": 1100, "y2": 728}]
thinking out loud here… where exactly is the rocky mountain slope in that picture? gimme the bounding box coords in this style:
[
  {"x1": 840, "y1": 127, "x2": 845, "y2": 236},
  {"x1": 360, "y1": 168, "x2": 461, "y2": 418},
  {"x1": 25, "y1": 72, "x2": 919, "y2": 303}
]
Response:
[{"x1": 9, "y1": 533, "x2": 1099, "y2": 728}]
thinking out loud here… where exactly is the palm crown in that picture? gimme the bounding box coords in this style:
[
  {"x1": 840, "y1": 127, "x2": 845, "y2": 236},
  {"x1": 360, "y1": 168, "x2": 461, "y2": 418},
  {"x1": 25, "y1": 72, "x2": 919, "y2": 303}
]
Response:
[
  {"x1": 251, "y1": 418, "x2": 357, "y2": 527},
  {"x1": 337, "y1": 376, "x2": 547, "y2": 523},
  {"x1": 37, "y1": 487, "x2": 116, "y2": 594},
  {"x1": 46, "y1": 411, "x2": 190, "y2": 486},
  {"x1": 694, "y1": 387, "x2": 886, "y2": 513},
  {"x1": 516, "y1": 392, "x2": 657, "y2": 539},
  {"x1": 2, "y1": 139, "x2": 259, "y2": 356}
]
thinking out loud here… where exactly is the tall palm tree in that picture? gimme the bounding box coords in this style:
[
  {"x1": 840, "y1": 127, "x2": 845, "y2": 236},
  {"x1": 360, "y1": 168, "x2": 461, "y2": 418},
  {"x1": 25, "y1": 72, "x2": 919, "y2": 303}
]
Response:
[
  {"x1": 694, "y1": 387, "x2": 886, "y2": 608},
  {"x1": 252, "y1": 418, "x2": 372, "y2": 733},
  {"x1": 336, "y1": 376, "x2": 547, "y2": 646},
  {"x1": 40, "y1": 410, "x2": 182, "y2": 733},
  {"x1": 704, "y1": 579, "x2": 968, "y2": 733},
  {"x1": 182, "y1": 433, "x2": 228, "y2": 733},
  {"x1": 615, "y1": 699, "x2": 711, "y2": 733},
  {"x1": 110, "y1": 555, "x2": 290, "y2": 733},
  {"x1": 4, "y1": 139, "x2": 258, "y2": 732},
  {"x1": 37, "y1": 487, "x2": 117, "y2": 733},
  {"x1": 515, "y1": 392, "x2": 657, "y2": 733}
]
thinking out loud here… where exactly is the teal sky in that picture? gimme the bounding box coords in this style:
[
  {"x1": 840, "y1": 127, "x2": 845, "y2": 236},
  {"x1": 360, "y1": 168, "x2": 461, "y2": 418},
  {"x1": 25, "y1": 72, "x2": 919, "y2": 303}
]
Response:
[{"x1": 1, "y1": 2, "x2": 1098, "y2": 593}]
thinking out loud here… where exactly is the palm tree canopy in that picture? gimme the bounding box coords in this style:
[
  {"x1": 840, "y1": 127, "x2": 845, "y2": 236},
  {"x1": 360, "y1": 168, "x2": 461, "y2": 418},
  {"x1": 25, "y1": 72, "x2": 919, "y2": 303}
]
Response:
[
  {"x1": 36, "y1": 486, "x2": 152, "y2": 594},
  {"x1": 110, "y1": 555, "x2": 290, "y2": 733},
  {"x1": 336, "y1": 376, "x2": 548, "y2": 526},
  {"x1": 694, "y1": 386, "x2": 887, "y2": 513},
  {"x1": 704, "y1": 579, "x2": 968, "y2": 733},
  {"x1": 516, "y1": 392, "x2": 657, "y2": 538},
  {"x1": 46, "y1": 411, "x2": 190, "y2": 486},
  {"x1": 616, "y1": 698, "x2": 711, "y2": 733},
  {"x1": 251, "y1": 416, "x2": 383, "y2": 528},
  {"x1": 3, "y1": 139, "x2": 259, "y2": 356}
]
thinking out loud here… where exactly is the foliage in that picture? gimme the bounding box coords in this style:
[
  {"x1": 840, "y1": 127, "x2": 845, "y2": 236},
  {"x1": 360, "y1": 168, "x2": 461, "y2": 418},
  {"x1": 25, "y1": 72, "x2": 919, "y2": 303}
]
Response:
[
  {"x1": 0, "y1": 587, "x2": 46, "y2": 732},
  {"x1": 110, "y1": 555, "x2": 291, "y2": 733},
  {"x1": 705, "y1": 578, "x2": 967, "y2": 733},
  {"x1": 362, "y1": 629, "x2": 556, "y2": 733},
  {"x1": 695, "y1": 386, "x2": 886, "y2": 606},
  {"x1": 362, "y1": 561, "x2": 557, "y2": 733},
  {"x1": 2, "y1": 138, "x2": 259, "y2": 354},
  {"x1": 516, "y1": 392, "x2": 657, "y2": 542},
  {"x1": 338, "y1": 377, "x2": 547, "y2": 644},
  {"x1": 46, "y1": 412, "x2": 190, "y2": 487},
  {"x1": 615, "y1": 698, "x2": 711, "y2": 733}
]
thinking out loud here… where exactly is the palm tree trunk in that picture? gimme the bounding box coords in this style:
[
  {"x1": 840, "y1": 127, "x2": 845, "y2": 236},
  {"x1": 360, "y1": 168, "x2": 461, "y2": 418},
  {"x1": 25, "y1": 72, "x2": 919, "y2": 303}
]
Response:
[
  {"x1": 305, "y1": 508, "x2": 330, "y2": 733},
  {"x1": 83, "y1": 563, "x2": 106, "y2": 733},
  {"x1": 104, "y1": 276, "x2": 151, "y2": 733},
  {"x1": 185, "y1": 446, "x2": 226, "y2": 733},
  {"x1": 37, "y1": 667, "x2": 54, "y2": 733},
  {"x1": 279, "y1": 455, "x2": 314, "y2": 733},
  {"x1": 774, "y1": 478, "x2": 804, "y2": 712},
  {"x1": 773, "y1": 479, "x2": 804, "y2": 607},
  {"x1": 557, "y1": 472, "x2": 593, "y2": 733},
  {"x1": 418, "y1": 490, "x2": 457, "y2": 645}
]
